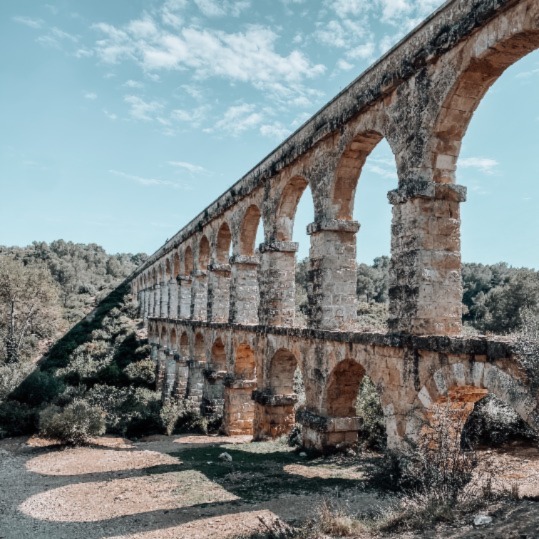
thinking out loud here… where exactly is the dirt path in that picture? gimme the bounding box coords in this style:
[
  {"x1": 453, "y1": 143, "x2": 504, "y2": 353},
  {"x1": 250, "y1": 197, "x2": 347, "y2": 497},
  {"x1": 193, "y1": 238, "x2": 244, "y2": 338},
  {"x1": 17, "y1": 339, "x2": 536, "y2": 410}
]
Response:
[{"x1": 0, "y1": 435, "x2": 538, "y2": 539}]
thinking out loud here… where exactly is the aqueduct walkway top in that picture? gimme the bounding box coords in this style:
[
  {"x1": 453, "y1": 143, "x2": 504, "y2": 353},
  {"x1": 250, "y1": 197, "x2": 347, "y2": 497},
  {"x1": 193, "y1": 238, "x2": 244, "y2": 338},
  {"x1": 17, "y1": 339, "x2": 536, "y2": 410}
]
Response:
[{"x1": 129, "y1": 0, "x2": 539, "y2": 450}]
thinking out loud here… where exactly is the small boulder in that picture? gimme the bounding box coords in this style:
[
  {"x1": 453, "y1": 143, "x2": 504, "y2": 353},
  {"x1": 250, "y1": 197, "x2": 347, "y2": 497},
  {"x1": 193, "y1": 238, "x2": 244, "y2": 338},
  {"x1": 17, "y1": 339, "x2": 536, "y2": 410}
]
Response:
[
  {"x1": 299, "y1": 452, "x2": 307, "y2": 458},
  {"x1": 218, "y1": 452, "x2": 233, "y2": 462},
  {"x1": 473, "y1": 514, "x2": 492, "y2": 526}
]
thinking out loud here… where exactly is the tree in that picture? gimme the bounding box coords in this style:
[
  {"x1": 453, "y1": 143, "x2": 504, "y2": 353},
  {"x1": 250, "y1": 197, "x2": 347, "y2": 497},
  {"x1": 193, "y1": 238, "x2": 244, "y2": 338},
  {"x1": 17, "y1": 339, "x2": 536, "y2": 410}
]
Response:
[{"x1": 0, "y1": 257, "x2": 60, "y2": 363}]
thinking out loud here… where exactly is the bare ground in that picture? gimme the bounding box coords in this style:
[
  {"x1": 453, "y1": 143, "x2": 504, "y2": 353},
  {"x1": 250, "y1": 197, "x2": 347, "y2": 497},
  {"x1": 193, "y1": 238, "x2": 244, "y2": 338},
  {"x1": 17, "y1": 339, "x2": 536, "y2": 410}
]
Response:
[{"x1": 0, "y1": 435, "x2": 538, "y2": 539}]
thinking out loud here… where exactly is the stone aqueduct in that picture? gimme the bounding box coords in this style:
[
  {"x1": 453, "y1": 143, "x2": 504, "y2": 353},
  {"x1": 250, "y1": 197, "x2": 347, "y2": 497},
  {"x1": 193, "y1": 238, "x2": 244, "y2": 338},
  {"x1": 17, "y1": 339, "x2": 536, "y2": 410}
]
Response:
[{"x1": 129, "y1": 0, "x2": 539, "y2": 450}]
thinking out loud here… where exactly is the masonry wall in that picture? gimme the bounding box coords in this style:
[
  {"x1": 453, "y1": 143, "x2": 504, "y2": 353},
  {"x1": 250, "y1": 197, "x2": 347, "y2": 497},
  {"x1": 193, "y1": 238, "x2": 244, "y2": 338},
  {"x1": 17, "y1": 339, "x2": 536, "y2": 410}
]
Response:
[{"x1": 133, "y1": 0, "x2": 539, "y2": 450}]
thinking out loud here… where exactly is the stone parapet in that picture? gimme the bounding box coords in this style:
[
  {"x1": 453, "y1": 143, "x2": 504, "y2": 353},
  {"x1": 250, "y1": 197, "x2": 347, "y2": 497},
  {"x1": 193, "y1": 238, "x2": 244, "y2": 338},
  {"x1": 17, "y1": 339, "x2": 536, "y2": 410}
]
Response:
[
  {"x1": 258, "y1": 241, "x2": 299, "y2": 253},
  {"x1": 208, "y1": 262, "x2": 232, "y2": 274},
  {"x1": 224, "y1": 377, "x2": 257, "y2": 389},
  {"x1": 203, "y1": 368, "x2": 227, "y2": 381},
  {"x1": 229, "y1": 254, "x2": 260, "y2": 266},
  {"x1": 306, "y1": 219, "x2": 360, "y2": 235},
  {"x1": 388, "y1": 182, "x2": 467, "y2": 205},
  {"x1": 296, "y1": 409, "x2": 361, "y2": 433},
  {"x1": 252, "y1": 390, "x2": 298, "y2": 407}
]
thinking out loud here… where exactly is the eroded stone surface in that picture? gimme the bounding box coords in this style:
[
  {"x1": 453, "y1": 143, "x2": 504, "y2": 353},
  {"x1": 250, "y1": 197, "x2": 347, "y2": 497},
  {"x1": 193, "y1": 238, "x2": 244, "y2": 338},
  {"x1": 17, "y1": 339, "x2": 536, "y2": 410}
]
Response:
[{"x1": 130, "y1": 0, "x2": 539, "y2": 451}]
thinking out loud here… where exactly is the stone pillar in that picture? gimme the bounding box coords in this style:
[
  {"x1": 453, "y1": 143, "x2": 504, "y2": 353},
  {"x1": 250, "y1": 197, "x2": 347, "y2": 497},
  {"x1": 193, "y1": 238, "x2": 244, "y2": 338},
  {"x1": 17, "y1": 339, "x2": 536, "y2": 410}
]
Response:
[
  {"x1": 258, "y1": 241, "x2": 298, "y2": 326},
  {"x1": 178, "y1": 276, "x2": 193, "y2": 319},
  {"x1": 223, "y1": 379, "x2": 256, "y2": 436},
  {"x1": 162, "y1": 351, "x2": 177, "y2": 401},
  {"x1": 160, "y1": 282, "x2": 169, "y2": 318},
  {"x1": 252, "y1": 390, "x2": 297, "y2": 440},
  {"x1": 186, "y1": 360, "x2": 205, "y2": 403},
  {"x1": 146, "y1": 289, "x2": 152, "y2": 320},
  {"x1": 156, "y1": 346, "x2": 167, "y2": 392},
  {"x1": 296, "y1": 410, "x2": 361, "y2": 452},
  {"x1": 207, "y1": 262, "x2": 231, "y2": 323},
  {"x1": 202, "y1": 369, "x2": 225, "y2": 418},
  {"x1": 138, "y1": 290, "x2": 145, "y2": 319},
  {"x1": 387, "y1": 183, "x2": 465, "y2": 335},
  {"x1": 148, "y1": 287, "x2": 155, "y2": 319},
  {"x1": 173, "y1": 353, "x2": 189, "y2": 399},
  {"x1": 191, "y1": 270, "x2": 208, "y2": 321},
  {"x1": 229, "y1": 255, "x2": 260, "y2": 325},
  {"x1": 306, "y1": 219, "x2": 360, "y2": 330},
  {"x1": 150, "y1": 342, "x2": 159, "y2": 364},
  {"x1": 153, "y1": 284, "x2": 161, "y2": 318},
  {"x1": 168, "y1": 279, "x2": 179, "y2": 319}
]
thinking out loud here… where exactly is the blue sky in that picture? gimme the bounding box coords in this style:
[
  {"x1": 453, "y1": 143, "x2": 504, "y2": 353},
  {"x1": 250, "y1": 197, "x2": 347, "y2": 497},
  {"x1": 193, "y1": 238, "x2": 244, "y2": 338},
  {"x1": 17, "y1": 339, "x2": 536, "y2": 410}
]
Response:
[{"x1": 1, "y1": 0, "x2": 538, "y2": 268}]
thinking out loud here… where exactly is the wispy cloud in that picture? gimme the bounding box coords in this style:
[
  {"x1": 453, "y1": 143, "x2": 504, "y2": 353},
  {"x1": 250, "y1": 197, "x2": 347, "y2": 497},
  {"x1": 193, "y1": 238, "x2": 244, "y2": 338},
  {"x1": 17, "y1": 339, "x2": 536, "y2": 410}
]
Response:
[
  {"x1": 84, "y1": 92, "x2": 97, "y2": 100},
  {"x1": 329, "y1": 0, "x2": 372, "y2": 17},
  {"x1": 516, "y1": 67, "x2": 539, "y2": 79},
  {"x1": 124, "y1": 95, "x2": 164, "y2": 121},
  {"x1": 37, "y1": 27, "x2": 79, "y2": 49},
  {"x1": 167, "y1": 161, "x2": 209, "y2": 174},
  {"x1": 124, "y1": 79, "x2": 144, "y2": 88},
  {"x1": 110, "y1": 169, "x2": 189, "y2": 189},
  {"x1": 13, "y1": 16, "x2": 44, "y2": 29},
  {"x1": 260, "y1": 122, "x2": 290, "y2": 140},
  {"x1": 74, "y1": 47, "x2": 94, "y2": 58},
  {"x1": 206, "y1": 103, "x2": 263, "y2": 136},
  {"x1": 193, "y1": 0, "x2": 251, "y2": 17},
  {"x1": 92, "y1": 20, "x2": 325, "y2": 89},
  {"x1": 103, "y1": 109, "x2": 118, "y2": 121},
  {"x1": 459, "y1": 156, "x2": 499, "y2": 175},
  {"x1": 171, "y1": 105, "x2": 211, "y2": 128}
]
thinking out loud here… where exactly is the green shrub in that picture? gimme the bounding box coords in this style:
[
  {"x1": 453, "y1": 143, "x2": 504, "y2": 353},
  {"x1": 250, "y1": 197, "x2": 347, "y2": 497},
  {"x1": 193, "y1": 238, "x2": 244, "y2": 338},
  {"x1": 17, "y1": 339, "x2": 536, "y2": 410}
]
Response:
[
  {"x1": 124, "y1": 359, "x2": 156, "y2": 387},
  {"x1": 0, "y1": 361, "x2": 34, "y2": 402},
  {"x1": 0, "y1": 400, "x2": 37, "y2": 438},
  {"x1": 39, "y1": 400, "x2": 105, "y2": 445},
  {"x1": 84, "y1": 384, "x2": 162, "y2": 436},
  {"x1": 356, "y1": 376, "x2": 386, "y2": 450},
  {"x1": 160, "y1": 398, "x2": 209, "y2": 435},
  {"x1": 11, "y1": 370, "x2": 65, "y2": 407},
  {"x1": 463, "y1": 394, "x2": 538, "y2": 447}
]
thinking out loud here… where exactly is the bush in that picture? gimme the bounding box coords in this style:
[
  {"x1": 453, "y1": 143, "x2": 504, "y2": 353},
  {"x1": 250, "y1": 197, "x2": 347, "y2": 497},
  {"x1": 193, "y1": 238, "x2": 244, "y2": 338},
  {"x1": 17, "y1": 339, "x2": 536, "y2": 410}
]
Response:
[
  {"x1": 11, "y1": 369, "x2": 65, "y2": 407},
  {"x1": 84, "y1": 384, "x2": 162, "y2": 436},
  {"x1": 0, "y1": 400, "x2": 37, "y2": 438},
  {"x1": 124, "y1": 359, "x2": 156, "y2": 387},
  {"x1": 0, "y1": 361, "x2": 33, "y2": 402},
  {"x1": 371, "y1": 400, "x2": 488, "y2": 533},
  {"x1": 39, "y1": 400, "x2": 105, "y2": 445},
  {"x1": 160, "y1": 398, "x2": 209, "y2": 435},
  {"x1": 356, "y1": 376, "x2": 386, "y2": 450},
  {"x1": 463, "y1": 394, "x2": 538, "y2": 447}
]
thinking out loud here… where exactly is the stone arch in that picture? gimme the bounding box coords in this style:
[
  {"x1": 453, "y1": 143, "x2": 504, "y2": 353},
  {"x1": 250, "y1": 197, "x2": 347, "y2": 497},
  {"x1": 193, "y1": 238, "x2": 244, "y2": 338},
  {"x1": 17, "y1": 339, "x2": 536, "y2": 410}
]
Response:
[
  {"x1": 159, "y1": 325, "x2": 167, "y2": 348},
  {"x1": 148, "y1": 321, "x2": 158, "y2": 342},
  {"x1": 410, "y1": 362, "x2": 539, "y2": 443},
  {"x1": 194, "y1": 332, "x2": 205, "y2": 362},
  {"x1": 325, "y1": 358, "x2": 365, "y2": 417},
  {"x1": 165, "y1": 258, "x2": 172, "y2": 280},
  {"x1": 216, "y1": 222, "x2": 232, "y2": 263},
  {"x1": 184, "y1": 246, "x2": 193, "y2": 275},
  {"x1": 269, "y1": 348, "x2": 298, "y2": 395},
  {"x1": 152, "y1": 267, "x2": 157, "y2": 286},
  {"x1": 235, "y1": 343, "x2": 256, "y2": 380},
  {"x1": 331, "y1": 130, "x2": 386, "y2": 221},
  {"x1": 239, "y1": 204, "x2": 261, "y2": 256},
  {"x1": 275, "y1": 176, "x2": 309, "y2": 242},
  {"x1": 198, "y1": 235, "x2": 210, "y2": 269},
  {"x1": 180, "y1": 331, "x2": 189, "y2": 358},
  {"x1": 211, "y1": 337, "x2": 226, "y2": 371},
  {"x1": 431, "y1": 5, "x2": 539, "y2": 184},
  {"x1": 173, "y1": 251, "x2": 180, "y2": 278},
  {"x1": 169, "y1": 327, "x2": 178, "y2": 352}
]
